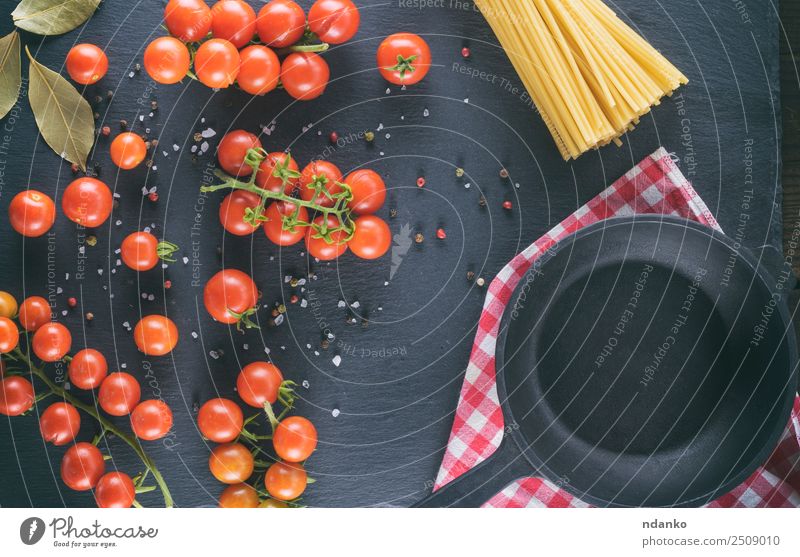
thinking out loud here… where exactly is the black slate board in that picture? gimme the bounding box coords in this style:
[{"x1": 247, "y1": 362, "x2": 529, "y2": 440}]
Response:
[{"x1": 0, "y1": 0, "x2": 784, "y2": 507}]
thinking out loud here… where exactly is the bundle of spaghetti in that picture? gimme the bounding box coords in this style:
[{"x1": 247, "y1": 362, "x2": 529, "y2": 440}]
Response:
[{"x1": 474, "y1": 0, "x2": 688, "y2": 160}]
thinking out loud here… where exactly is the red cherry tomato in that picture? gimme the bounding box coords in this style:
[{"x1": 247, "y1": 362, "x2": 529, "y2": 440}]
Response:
[
  {"x1": 68, "y1": 348, "x2": 108, "y2": 390},
  {"x1": 345, "y1": 169, "x2": 386, "y2": 214},
  {"x1": 348, "y1": 215, "x2": 391, "y2": 259},
  {"x1": 134, "y1": 315, "x2": 179, "y2": 356},
  {"x1": 0, "y1": 376, "x2": 34, "y2": 416},
  {"x1": 39, "y1": 402, "x2": 81, "y2": 445},
  {"x1": 273, "y1": 416, "x2": 318, "y2": 462},
  {"x1": 131, "y1": 399, "x2": 174, "y2": 441},
  {"x1": 219, "y1": 190, "x2": 262, "y2": 236},
  {"x1": 217, "y1": 130, "x2": 262, "y2": 177},
  {"x1": 236, "y1": 361, "x2": 284, "y2": 408},
  {"x1": 237, "y1": 45, "x2": 280, "y2": 95},
  {"x1": 144, "y1": 37, "x2": 191, "y2": 85},
  {"x1": 259, "y1": 498, "x2": 289, "y2": 508},
  {"x1": 256, "y1": 152, "x2": 300, "y2": 194},
  {"x1": 209, "y1": 442, "x2": 254, "y2": 484},
  {"x1": 263, "y1": 201, "x2": 308, "y2": 247},
  {"x1": 256, "y1": 0, "x2": 306, "y2": 48},
  {"x1": 8, "y1": 190, "x2": 56, "y2": 237},
  {"x1": 17, "y1": 296, "x2": 51, "y2": 332},
  {"x1": 0, "y1": 291, "x2": 17, "y2": 319},
  {"x1": 203, "y1": 269, "x2": 258, "y2": 325},
  {"x1": 61, "y1": 177, "x2": 113, "y2": 227},
  {"x1": 98, "y1": 372, "x2": 141, "y2": 416},
  {"x1": 308, "y1": 0, "x2": 360, "y2": 44},
  {"x1": 61, "y1": 442, "x2": 105, "y2": 491},
  {"x1": 299, "y1": 160, "x2": 342, "y2": 207},
  {"x1": 120, "y1": 231, "x2": 160, "y2": 271},
  {"x1": 265, "y1": 461, "x2": 306, "y2": 500},
  {"x1": 0, "y1": 317, "x2": 19, "y2": 354},
  {"x1": 95, "y1": 472, "x2": 136, "y2": 508},
  {"x1": 280, "y1": 52, "x2": 330, "y2": 101},
  {"x1": 110, "y1": 132, "x2": 147, "y2": 170},
  {"x1": 198, "y1": 398, "x2": 243, "y2": 443},
  {"x1": 65, "y1": 44, "x2": 108, "y2": 85},
  {"x1": 211, "y1": 0, "x2": 256, "y2": 48},
  {"x1": 164, "y1": 0, "x2": 213, "y2": 42},
  {"x1": 32, "y1": 322, "x2": 71, "y2": 362},
  {"x1": 194, "y1": 38, "x2": 240, "y2": 88},
  {"x1": 219, "y1": 483, "x2": 259, "y2": 508},
  {"x1": 377, "y1": 33, "x2": 432, "y2": 85},
  {"x1": 305, "y1": 214, "x2": 349, "y2": 260}
]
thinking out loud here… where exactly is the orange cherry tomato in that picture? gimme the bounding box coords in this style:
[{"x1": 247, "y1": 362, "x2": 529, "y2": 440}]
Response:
[
  {"x1": 39, "y1": 402, "x2": 81, "y2": 445},
  {"x1": 164, "y1": 0, "x2": 213, "y2": 41},
  {"x1": 32, "y1": 322, "x2": 71, "y2": 362},
  {"x1": 134, "y1": 315, "x2": 179, "y2": 356},
  {"x1": 217, "y1": 130, "x2": 262, "y2": 177},
  {"x1": 348, "y1": 215, "x2": 392, "y2": 260},
  {"x1": 263, "y1": 201, "x2": 308, "y2": 247},
  {"x1": 0, "y1": 317, "x2": 19, "y2": 354},
  {"x1": 273, "y1": 416, "x2": 318, "y2": 462},
  {"x1": 305, "y1": 214, "x2": 349, "y2": 261},
  {"x1": 98, "y1": 372, "x2": 141, "y2": 416},
  {"x1": 377, "y1": 33, "x2": 432, "y2": 86},
  {"x1": 219, "y1": 190, "x2": 262, "y2": 236},
  {"x1": 211, "y1": 0, "x2": 256, "y2": 48},
  {"x1": 308, "y1": 0, "x2": 360, "y2": 44},
  {"x1": 203, "y1": 269, "x2": 258, "y2": 325},
  {"x1": 61, "y1": 177, "x2": 113, "y2": 227},
  {"x1": 265, "y1": 461, "x2": 306, "y2": 501},
  {"x1": 144, "y1": 36, "x2": 191, "y2": 85},
  {"x1": 237, "y1": 45, "x2": 280, "y2": 95},
  {"x1": 256, "y1": 152, "x2": 300, "y2": 194},
  {"x1": 65, "y1": 43, "x2": 108, "y2": 85},
  {"x1": 299, "y1": 160, "x2": 342, "y2": 207},
  {"x1": 110, "y1": 132, "x2": 147, "y2": 170},
  {"x1": 198, "y1": 398, "x2": 243, "y2": 443},
  {"x1": 209, "y1": 442, "x2": 254, "y2": 484},
  {"x1": 61, "y1": 442, "x2": 105, "y2": 491},
  {"x1": 259, "y1": 498, "x2": 289, "y2": 508},
  {"x1": 280, "y1": 52, "x2": 330, "y2": 101},
  {"x1": 120, "y1": 231, "x2": 160, "y2": 271},
  {"x1": 131, "y1": 399, "x2": 174, "y2": 441},
  {"x1": 219, "y1": 483, "x2": 260, "y2": 508},
  {"x1": 68, "y1": 348, "x2": 108, "y2": 390},
  {"x1": 236, "y1": 361, "x2": 284, "y2": 408},
  {"x1": 345, "y1": 169, "x2": 386, "y2": 215},
  {"x1": 95, "y1": 472, "x2": 136, "y2": 508},
  {"x1": 0, "y1": 291, "x2": 17, "y2": 319},
  {"x1": 0, "y1": 376, "x2": 35, "y2": 416},
  {"x1": 194, "y1": 38, "x2": 240, "y2": 88},
  {"x1": 8, "y1": 190, "x2": 55, "y2": 237},
  {"x1": 256, "y1": 0, "x2": 306, "y2": 48},
  {"x1": 17, "y1": 296, "x2": 52, "y2": 332}
]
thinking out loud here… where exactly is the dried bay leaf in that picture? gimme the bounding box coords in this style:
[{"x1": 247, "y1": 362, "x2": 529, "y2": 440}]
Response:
[
  {"x1": 0, "y1": 31, "x2": 22, "y2": 119},
  {"x1": 12, "y1": 0, "x2": 100, "y2": 36},
  {"x1": 26, "y1": 47, "x2": 94, "y2": 171}
]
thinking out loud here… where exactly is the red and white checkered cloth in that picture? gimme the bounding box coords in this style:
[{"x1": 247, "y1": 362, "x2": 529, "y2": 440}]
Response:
[{"x1": 434, "y1": 147, "x2": 800, "y2": 508}]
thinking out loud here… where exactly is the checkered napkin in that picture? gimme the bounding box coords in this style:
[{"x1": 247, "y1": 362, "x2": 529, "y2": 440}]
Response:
[{"x1": 434, "y1": 147, "x2": 800, "y2": 508}]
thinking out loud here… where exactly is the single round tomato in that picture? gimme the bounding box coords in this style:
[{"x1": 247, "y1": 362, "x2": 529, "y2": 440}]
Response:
[
  {"x1": 377, "y1": 33, "x2": 432, "y2": 85},
  {"x1": 164, "y1": 0, "x2": 213, "y2": 41},
  {"x1": 256, "y1": 152, "x2": 300, "y2": 194},
  {"x1": 299, "y1": 160, "x2": 342, "y2": 207},
  {"x1": 98, "y1": 372, "x2": 141, "y2": 416},
  {"x1": 219, "y1": 483, "x2": 259, "y2": 508},
  {"x1": 0, "y1": 376, "x2": 34, "y2": 416},
  {"x1": 217, "y1": 130, "x2": 262, "y2": 177},
  {"x1": 61, "y1": 442, "x2": 105, "y2": 491},
  {"x1": 0, "y1": 317, "x2": 19, "y2": 354},
  {"x1": 237, "y1": 45, "x2": 280, "y2": 95},
  {"x1": 17, "y1": 296, "x2": 51, "y2": 332},
  {"x1": 61, "y1": 177, "x2": 113, "y2": 227},
  {"x1": 258, "y1": 498, "x2": 289, "y2": 508},
  {"x1": 120, "y1": 231, "x2": 159, "y2": 271},
  {"x1": 95, "y1": 472, "x2": 136, "y2": 508},
  {"x1": 68, "y1": 348, "x2": 108, "y2": 390},
  {"x1": 0, "y1": 291, "x2": 18, "y2": 319},
  {"x1": 256, "y1": 0, "x2": 306, "y2": 48},
  {"x1": 134, "y1": 315, "x2": 179, "y2": 356},
  {"x1": 345, "y1": 169, "x2": 386, "y2": 215},
  {"x1": 281, "y1": 52, "x2": 330, "y2": 101},
  {"x1": 144, "y1": 36, "x2": 191, "y2": 85},
  {"x1": 236, "y1": 361, "x2": 283, "y2": 408},
  {"x1": 209, "y1": 442, "x2": 254, "y2": 484},
  {"x1": 219, "y1": 190, "x2": 262, "y2": 236},
  {"x1": 263, "y1": 201, "x2": 308, "y2": 247},
  {"x1": 194, "y1": 38, "x2": 240, "y2": 88},
  {"x1": 203, "y1": 269, "x2": 258, "y2": 325},
  {"x1": 110, "y1": 133, "x2": 147, "y2": 170},
  {"x1": 265, "y1": 461, "x2": 306, "y2": 501},
  {"x1": 8, "y1": 190, "x2": 56, "y2": 237},
  {"x1": 305, "y1": 215, "x2": 349, "y2": 260},
  {"x1": 32, "y1": 322, "x2": 71, "y2": 362},
  {"x1": 65, "y1": 44, "x2": 108, "y2": 85},
  {"x1": 131, "y1": 399, "x2": 173, "y2": 441},
  {"x1": 273, "y1": 416, "x2": 318, "y2": 462},
  {"x1": 348, "y1": 215, "x2": 391, "y2": 260},
  {"x1": 198, "y1": 398, "x2": 243, "y2": 443},
  {"x1": 308, "y1": 0, "x2": 360, "y2": 44},
  {"x1": 211, "y1": 0, "x2": 256, "y2": 48},
  {"x1": 39, "y1": 402, "x2": 81, "y2": 445}
]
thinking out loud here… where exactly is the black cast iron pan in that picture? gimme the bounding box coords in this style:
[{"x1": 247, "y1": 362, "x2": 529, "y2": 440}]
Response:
[{"x1": 415, "y1": 215, "x2": 798, "y2": 507}]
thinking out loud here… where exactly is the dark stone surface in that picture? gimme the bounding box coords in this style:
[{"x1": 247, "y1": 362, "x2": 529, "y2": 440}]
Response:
[{"x1": 0, "y1": 0, "x2": 783, "y2": 507}]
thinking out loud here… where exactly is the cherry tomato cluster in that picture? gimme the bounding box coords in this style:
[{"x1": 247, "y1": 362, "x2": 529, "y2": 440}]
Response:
[
  {"x1": 0, "y1": 291, "x2": 176, "y2": 508},
  {"x1": 210, "y1": 129, "x2": 392, "y2": 261},
  {"x1": 143, "y1": 0, "x2": 361, "y2": 100},
  {"x1": 197, "y1": 361, "x2": 316, "y2": 507}
]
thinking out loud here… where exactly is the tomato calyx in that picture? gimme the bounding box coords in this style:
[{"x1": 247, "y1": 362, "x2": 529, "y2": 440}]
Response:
[
  {"x1": 227, "y1": 305, "x2": 260, "y2": 332},
  {"x1": 391, "y1": 53, "x2": 419, "y2": 80},
  {"x1": 156, "y1": 240, "x2": 180, "y2": 263}
]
